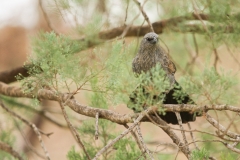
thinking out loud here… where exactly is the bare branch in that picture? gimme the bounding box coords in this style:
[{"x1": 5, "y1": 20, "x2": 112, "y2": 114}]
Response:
[
  {"x1": 133, "y1": 0, "x2": 154, "y2": 32},
  {"x1": 136, "y1": 124, "x2": 154, "y2": 160},
  {"x1": 0, "y1": 100, "x2": 50, "y2": 160},
  {"x1": 0, "y1": 141, "x2": 23, "y2": 160},
  {"x1": 59, "y1": 102, "x2": 91, "y2": 160},
  {"x1": 123, "y1": 124, "x2": 147, "y2": 159},
  {"x1": 95, "y1": 112, "x2": 99, "y2": 140},
  {"x1": 14, "y1": 120, "x2": 46, "y2": 159},
  {"x1": 93, "y1": 108, "x2": 151, "y2": 160},
  {"x1": 205, "y1": 113, "x2": 240, "y2": 139},
  {"x1": 99, "y1": 13, "x2": 208, "y2": 39},
  {"x1": 187, "y1": 139, "x2": 240, "y2": 154},
  {"x1": 175, "y1": 112, "x2": 190, "y2": 158},
  {"x1": 149, "y1": 113, "x2": 189, "y2": 158},
  {"x1": 2, "y1": 82, "x2": 240, "y2": 126},
  {"x1": 187, "y1": 123, "x2": 199, "y2": 150},
  {"x1": 39, "y1": 0, "x2": 57, "y2": 32},
  {"x1": 191, "y1": 0, "x2": 220, "y2": 69},
  {"x1": 0, "y1": 65, "x2": 30, "y2": 83}
]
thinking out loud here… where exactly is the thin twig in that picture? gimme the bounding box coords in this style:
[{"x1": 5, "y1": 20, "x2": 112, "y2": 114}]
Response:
[
  {"x1": 231, "y1": 136, "x2": 240, "y2": 148},
  {"x1": 218, "y1": 113, "x2": 238, "y2": 138},
  {"x1": 95, "y1": 112, "x2": 99, "y2": 140},
  {"x1": 175, "y1": 112, "x2": 190, "y2": 159},
  {"x1": 59, "y1": 102, "x2": 91, "y2": 160},
  {"x1": 133, "y1": 0, "x2": 154, "y2": 32},
  {"x1": 0, "y1": 141, "x2": 24, "y2": 160},
  {"x1": 186, "y1": 139, "x2": 240, "y2": 154},
  {"x1": 1, "y1": 96, "x2": 68, "y2": 128},
  {"x1": 14, "y1": 120, "x2": 46, "y2": 159},
  {"x1": 0, "y1": 100, "x2": 50, "y2": 160},
  {"x1": 205, "y1": 113, "x2": 240, "y2": 139},
  {"x1": 184, "y1": 33, "x2": 200, "y2": 73},
  {"x1": 191, "y1": 0, "x2": 220, "y2": 69},
  {"x1": 121, "y1": 13, "x2": 141, "y2": 38},
  {"x1": 136, "y1": 124, "x2": 154, "y2": 160},
  {"x1": 150, "y1": 111, "x2": 189, "y2": 158},
  {"x1": 124, "y1": 0, "x2": 129, "y2": 25},
  {"x1": 187, "y1": 122, "x2": 199, "y2": 150},
  {"x1": 123, "y1": 124, "x2": 147, "y2": 159},
  {"x1": 223, "y1": 111, "x2": 240, "y2": 134},
  {"x1": 93, "y1": 108, "x2": 151, "y2": 160},
  {"x1": 39, "y1": 0, "x2": 57, "y2": 33}
]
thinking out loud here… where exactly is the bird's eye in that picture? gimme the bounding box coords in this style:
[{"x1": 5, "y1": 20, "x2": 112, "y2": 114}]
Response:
[{"x1": 146, "y1": 37, "x2": 153, "y2": 41}]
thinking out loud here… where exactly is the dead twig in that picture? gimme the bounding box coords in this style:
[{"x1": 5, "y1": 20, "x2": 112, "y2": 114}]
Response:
[
  {"x1": 59, "y1": 102, "x2": 91, "y2": 160},
  {"x1": 0, "y1": 141, "x2": 24, "y2": 160},
  {"x1": 205, "y1": 113, "x2": 240, "y2": 139},
  {"x1": 175, "y1": 112, "x2": 190, "y2": 158},
  {"x1": 187, "y1": 122, "x2": 199, "y2": 150},
  {"x1": 136, "y1": 124, "x2": 154, "y2": 160},
  {"x1": 93, "y1": 108, "x2": 151, "y2": 160},
  {"x1": 191, "y1": 0, "x2": 220, "y2": 69},
  {"x1": 123, "y1": 124, "x2": 147, "y2": 159},
  {"x1": 133, "y1": 0, "x2": 154, "y2": 32},
  {"x1": 14, "y1": 120, "x2": 46, "y2": 159},
  {"x1": 0, "y1": 100, "x2": 50, "y2": 160},
  {"x1": 95, "y1": 112, "x2": 99, "y2": 140},
  {"x1": 39, "y1": 0, "x2": 57, "y2": 33}
]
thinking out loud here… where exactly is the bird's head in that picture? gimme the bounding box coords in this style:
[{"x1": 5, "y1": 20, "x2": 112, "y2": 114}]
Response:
[{"x1": 143, "y1": 32, "x2": 159, "y2": 44}]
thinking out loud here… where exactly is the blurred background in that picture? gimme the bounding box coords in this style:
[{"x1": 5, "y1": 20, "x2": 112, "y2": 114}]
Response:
[{"x1": 0, "y1": 0, "x2": 240, "y2": 160}]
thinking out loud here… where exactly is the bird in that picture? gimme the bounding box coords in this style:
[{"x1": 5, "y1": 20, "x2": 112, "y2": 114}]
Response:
[{"x1": 128, "y1": 32, "x2": 199, "y2": 125}]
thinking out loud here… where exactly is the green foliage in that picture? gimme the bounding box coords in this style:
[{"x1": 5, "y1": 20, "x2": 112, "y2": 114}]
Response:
[
  {"x1": 0, "y1": 109, "x2": 18, "y2": 160},
  {"x1": 0, "y1": 130, "x2": 15, "y2": 146},
  {"x1": 17, "y1": 32, "x2": 88, "y2": 94},
  {"x1": 67, "y1": 146, "x2": 82, "y2": 160},
  {"x1": 104, "y1": 41, "x2": 137, "y2": 105},
  {"x1": 127, "y1": 64, "x2": 171, "y2": 112},
  {"x1": 177, "y1": 67, "x2": 238, "y2": 105},
  {"x1": 113, "y1": 138, "x2": 141, "y2": 160},
  {"x1": 190, "y1": 148, "x2": 210, "y2": 160},
  {"x1": 68, "y1": 116, "x2": 141, "y2": 160},
  {"x1": 220, "y1": 152, "x2": 238, "y2": 160}
]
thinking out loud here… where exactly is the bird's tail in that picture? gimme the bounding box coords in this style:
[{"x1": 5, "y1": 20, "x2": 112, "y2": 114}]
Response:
[{"x1": 127, "y1": 81, "x2": 202, "y2": 125}]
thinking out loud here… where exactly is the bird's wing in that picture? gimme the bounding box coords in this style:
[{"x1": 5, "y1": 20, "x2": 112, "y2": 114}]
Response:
[
  {"x1": 161, "y1": 54, "x2": 176, "y2": 75},
  {"x1": 132, "y1": 54, "x2": 140, "y2": 75},
  {"x1": 168, "y1": 60, "x2": 176, "y2": 74}
]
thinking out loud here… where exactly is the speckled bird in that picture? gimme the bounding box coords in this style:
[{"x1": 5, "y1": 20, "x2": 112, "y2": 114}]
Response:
[{"x1": 129, "y1": 32, "x2": 199, "y2": 124}]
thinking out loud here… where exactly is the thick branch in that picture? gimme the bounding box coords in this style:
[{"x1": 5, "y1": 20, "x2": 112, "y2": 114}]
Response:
[
  {"x1": 0, "y1": 65, "x2": 30, "y2": 84},
  {"x1": 99, "y1": 13, "x2": 208, "y2": 39},
  {"x1": 1, "y1": 82, "x2": 240, "y2": 125},
  {"x1": 0, "y1": 82, "x2": 132, "y2": 124}
]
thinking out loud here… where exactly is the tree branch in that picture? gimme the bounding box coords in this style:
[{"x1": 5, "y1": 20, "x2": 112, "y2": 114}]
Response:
[
  {"x1": 93, "y1": 108, "x2": 151, "y2": 160},
  {"x1": 0, "y1": 141, "x2": 23, "y2": 160},
  {"x1": 2, "y1": 82, "x2": 240, "y2": 125},
  {"x1": 0, "y1": 100, "x2": 50, "y2": 160},
  {"x1": 99, "y1": 13, "x2": 208, "y2": 39},
  {"x1": 59, "y1": 102, "x2": 91, "y2": 160},
  {"x1": 175, "y1": 112, "x2": 190, "y2": 158},
  {"x1": 0, "y1": 65, "x2": 30, "y2": 83}
]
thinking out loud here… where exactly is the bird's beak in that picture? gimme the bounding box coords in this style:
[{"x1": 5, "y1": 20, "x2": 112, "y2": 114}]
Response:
[{"x1": 151, "y1": 37, "x2": 158, "y2": 44}]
